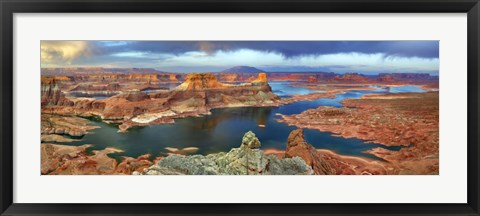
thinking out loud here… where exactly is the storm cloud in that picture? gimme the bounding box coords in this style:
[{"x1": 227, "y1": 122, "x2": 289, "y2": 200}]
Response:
[
  {"x1": 40, "y1": 40, "x2": 439, "y2": 74},
  {"x1": 88, "y1": 41, "x2": 439, "y2": 58}
]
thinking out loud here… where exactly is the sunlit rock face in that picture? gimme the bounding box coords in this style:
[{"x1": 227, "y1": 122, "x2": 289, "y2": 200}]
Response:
[
  {"x1": 134, "y1": 131, "x2": 313, "y2": 175},
  {"x1": 252, "y1": 73, "x2": 268, "y2": 83},
  {"x1": 175, "y1": 73, "x2": 227, "y2": 91},
  {"x1": 285, "y1": 129, "x2": 336, "y2": 175},
  {"x1": 41, "y1": 72, "x2": 281, "y2": 133},
  {"x1": 171, "y1": 72, "x2": 279, "y2": 109}
]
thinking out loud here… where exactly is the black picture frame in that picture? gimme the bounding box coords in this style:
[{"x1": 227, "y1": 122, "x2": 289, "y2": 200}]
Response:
[{"x1": 1, "y1": 0, "x2": 479, "y2": 215}]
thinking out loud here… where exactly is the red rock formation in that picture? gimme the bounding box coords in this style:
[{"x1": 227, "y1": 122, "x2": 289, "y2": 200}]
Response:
[
  {"x1": 43, "y1": 72, "x2": 183, "y2": 84},
  {"x1": 216, "y1": 73, "x2": 240, "y2": 82},
  {"x1": 41, "y1": 143, "x2": 124, "y2": 175},
  {"x1": 125, "y1": 74, "x2": 159, "y2": 82},
  {"x1": 115, "y1": 154, "x2": 153, "y2": 174},
  {"x1": 169, "y1": 74, "x2": 179, "y2": 82},
  {"x1": 41, "y1": 114, "x2": 100, "y2": 137},
  {"x1": 278, "y1": 92, "x2": 439, "y2": 174},
  {"x1": 42, "y1": 72, "x2": 281, "y2": 132},
  {"x1": 117, "y1": 91, "x2": 150, "y2": 102},
  {"x1": 252, "y1": 73, "x2": 268, "y2": 83},
  {"x1": 285, "y1": 129, "x2": 336, "y2": 175},
  {"x1": 175, "y1": 73, "x2": 226, "y2": 91},
  {"x1": 307, "y1": 76, "x2": 318, "y2": 83},
  {"x1": 329, "y1": 73, "x2": 371, "y2": 83},
  {"x1": 70, "y1": 83, "x2": 121, "y2": 92},
  {"x1": 377, "y1": 74, "x2": 395, "y2": 83},
  {"x1": 41, "y1": 79, "x2": 73, "y2": 107}
]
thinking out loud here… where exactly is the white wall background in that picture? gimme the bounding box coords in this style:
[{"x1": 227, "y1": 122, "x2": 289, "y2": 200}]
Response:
[{"x1": 13, "y1": 13, "x2": 467, "y2": 203}]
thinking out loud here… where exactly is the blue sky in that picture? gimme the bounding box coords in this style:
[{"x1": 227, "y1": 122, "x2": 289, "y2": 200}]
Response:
[{"x1": 40, "y1": 41, "x2": 439, "y2": 74}]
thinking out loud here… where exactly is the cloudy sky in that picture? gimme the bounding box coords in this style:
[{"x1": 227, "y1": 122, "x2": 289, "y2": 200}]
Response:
[{"x1": 41, "y1": 41, "x2": 439, "y2": 74}]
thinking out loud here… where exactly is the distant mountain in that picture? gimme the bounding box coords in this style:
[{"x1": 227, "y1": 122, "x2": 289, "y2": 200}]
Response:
[{"x1": 221, "y1": 66, "x2": 264, "y2": 73}]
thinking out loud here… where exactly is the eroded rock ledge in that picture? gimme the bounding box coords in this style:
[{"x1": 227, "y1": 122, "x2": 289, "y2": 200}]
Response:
[
  {"x1": 134, "y1": 131, "x2": 314, "y2": 175},
  {"x1": 276, "y1": 92, "x2": 439, "y2": 174},
  {"x1": 42, "y1": 73, "x2": 281, "y2": 132}
]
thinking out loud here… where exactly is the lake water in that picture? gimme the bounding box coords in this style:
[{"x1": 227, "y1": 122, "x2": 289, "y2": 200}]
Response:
[
  {"x1": 270, "y1": 81, "x2": 322, "y2": 98},
  {"x1": 50, "y1": 83, "x2": 425, "y2": 160}
]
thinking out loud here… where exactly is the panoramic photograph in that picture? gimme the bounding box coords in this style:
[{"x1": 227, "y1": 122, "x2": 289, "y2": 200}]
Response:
[{"x1": 40, "y1": 41, "x2": 439, "y2": 175}]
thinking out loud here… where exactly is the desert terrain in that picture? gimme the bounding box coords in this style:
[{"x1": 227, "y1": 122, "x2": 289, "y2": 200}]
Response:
[{"x1": 40, "y1": 67, "x2": 439, "y2": 175}]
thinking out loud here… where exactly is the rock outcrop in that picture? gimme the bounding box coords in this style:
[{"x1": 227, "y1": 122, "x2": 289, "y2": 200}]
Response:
[
  {"x1": 175, "y1": 73, "x2": 227, "y2": 91},
  {"x1": 41, "y1": 78, "x2": 73, "y2": 107},
  {"x1": 165, "y1": 73, "x2": 279, "y2": 115},
  {"x1": 278, "y1": 92, "x2": 439, "y2": 175},
  {"x1": 41, "y1": 114, "x2": 99, "y2": 137},
  {"x1": 241, "y1": 131, "x2": 261, "y2": 149},
  {"x1": 70, "y1": 83, "x2": 121, "y2": 92},
  {"x1": 329, "y1": 73, "x2": 371, "y2": 83},
  {"x1": 41, "y1": 144, "x2": 123, "y2": 175},
  {"x1": 115, "y1": 90, "x2": 150, "y2": 102},
  {"x1": 252, "y1": 72, "x2": 268, "y2": 83},
  {"x1": 114, "y1": 154, "x2": 154, "y2": 174},
  {"x1": 135, "y1": 131, "x2": 313, "y2": 175},
  {"x1": 42, "y1": 73, "x2": 281, "y2": 132},
  {"x1": 285, "y1": 129, "x2": 336, "y2": 175}
]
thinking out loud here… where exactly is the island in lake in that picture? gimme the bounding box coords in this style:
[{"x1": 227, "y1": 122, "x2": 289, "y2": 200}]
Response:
[{"x1": 40, "y1": 41, "x2": 439, "y2": 175}]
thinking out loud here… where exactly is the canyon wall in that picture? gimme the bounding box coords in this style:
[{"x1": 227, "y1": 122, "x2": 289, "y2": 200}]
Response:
[{"x1": 41, "y1": 73, "x2": 281, "y2": 132}]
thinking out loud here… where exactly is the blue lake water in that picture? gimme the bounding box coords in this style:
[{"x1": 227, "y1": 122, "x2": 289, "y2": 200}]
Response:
[
  {"x1": 388, "y1": 85, "x2": 426, "y2": 93},
  {"x1": 51, "y1": 83, "x2": 425, "y2": 160},
  {"x1": 270, "y1": 81, "x2": 322, "y2": 98}
]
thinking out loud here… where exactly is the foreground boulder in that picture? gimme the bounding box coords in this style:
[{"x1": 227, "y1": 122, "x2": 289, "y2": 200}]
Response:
[
  {"x1": 135, "y1": 131, "x2": 313, "y2": 175},
  {"x1": 285, "y1": 129, "x2": 336, "y2": 175}
]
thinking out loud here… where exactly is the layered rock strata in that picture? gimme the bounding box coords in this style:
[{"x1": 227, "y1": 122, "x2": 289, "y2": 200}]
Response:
[
  {"x1": 42, "y1": 73, "x2": 281, "y2": 132},
  {"x1": 41, "y1": 144, "x2": 122, "y2": 175},
  {"x1": 41, "y1": 114, "x2": 99, "y2": 137}
]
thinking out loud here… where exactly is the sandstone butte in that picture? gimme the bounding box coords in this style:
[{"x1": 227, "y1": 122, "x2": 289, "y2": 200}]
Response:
[{"x1": 41, "y1": 72, "x2": 281, "y2": 132}]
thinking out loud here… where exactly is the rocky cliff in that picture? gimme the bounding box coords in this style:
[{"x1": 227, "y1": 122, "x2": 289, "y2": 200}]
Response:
[
  {"x1": 285, "y1": 129, "x2": 336, "y2": 175},
  {"x1": 329, "y1": 73, "x2": 371, "y2": 83},
  {"x1": 41, "y1": 78, "x2": 73, "y2": 107},
  {"x1": 175, "y1": 73, "x2": 227, "y2": 91},
  {"x1": 166, "y1": 73, "x2": 279, "y2": 110},
  {"x1": 42, "y1": 73, "x2": 281, "y2": 132},
  {"x1": 134, "y1": 131, "x2": 313, "y2": 175}
]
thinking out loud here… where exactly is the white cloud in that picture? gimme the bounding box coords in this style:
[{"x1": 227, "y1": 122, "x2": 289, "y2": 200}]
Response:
[
  {"x1": 41, "y1": 41, "x2": 90, "y2": 67},
  {"x1": 156, "y1": 49, "x2": 439, "y2": 73}
]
